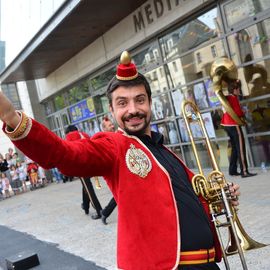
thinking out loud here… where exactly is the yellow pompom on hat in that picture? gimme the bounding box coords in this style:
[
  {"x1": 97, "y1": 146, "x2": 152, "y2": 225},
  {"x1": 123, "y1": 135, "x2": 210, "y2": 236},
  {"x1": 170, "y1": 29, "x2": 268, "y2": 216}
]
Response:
[{"x1": 116, "y1": 51, "x2": 138, "y2": 81}]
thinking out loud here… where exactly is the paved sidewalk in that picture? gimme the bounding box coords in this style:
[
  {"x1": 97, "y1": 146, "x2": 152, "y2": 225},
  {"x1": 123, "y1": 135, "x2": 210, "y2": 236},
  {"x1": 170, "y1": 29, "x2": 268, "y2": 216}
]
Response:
[{"x1": 0, "y1": 171, "x2": 269, "y2": 270}]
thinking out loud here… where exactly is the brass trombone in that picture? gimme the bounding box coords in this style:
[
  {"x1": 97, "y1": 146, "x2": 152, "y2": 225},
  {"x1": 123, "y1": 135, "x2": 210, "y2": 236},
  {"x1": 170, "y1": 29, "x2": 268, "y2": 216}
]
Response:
[{"x1": 181, "y1": 100, "x2": 266, "y2": 270}]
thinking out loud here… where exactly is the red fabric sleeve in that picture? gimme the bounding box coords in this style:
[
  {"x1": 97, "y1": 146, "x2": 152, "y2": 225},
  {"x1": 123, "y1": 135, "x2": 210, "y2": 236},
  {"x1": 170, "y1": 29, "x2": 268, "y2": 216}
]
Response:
[{"x1": 8, "y1": 119, "x2": 118, "y2": 178}]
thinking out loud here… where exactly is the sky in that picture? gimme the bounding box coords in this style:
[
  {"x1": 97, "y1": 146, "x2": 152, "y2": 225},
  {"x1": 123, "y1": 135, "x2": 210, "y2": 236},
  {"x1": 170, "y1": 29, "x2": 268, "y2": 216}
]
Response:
[{"x1": 0, "y1": 0, "x2": 65, "y2": 66}]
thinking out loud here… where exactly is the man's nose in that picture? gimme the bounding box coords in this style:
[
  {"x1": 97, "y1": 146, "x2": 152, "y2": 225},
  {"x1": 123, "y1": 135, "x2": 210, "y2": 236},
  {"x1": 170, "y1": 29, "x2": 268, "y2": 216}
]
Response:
[{"x1": 127, "y1": 101, "x2": 138, "y2": 114}]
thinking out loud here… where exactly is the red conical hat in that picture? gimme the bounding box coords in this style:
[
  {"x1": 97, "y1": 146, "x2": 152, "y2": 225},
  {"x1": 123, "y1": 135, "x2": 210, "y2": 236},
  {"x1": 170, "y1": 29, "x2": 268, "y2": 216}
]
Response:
[{"x1": 116, "y1": 51, "x2": 138, "y2": 81}]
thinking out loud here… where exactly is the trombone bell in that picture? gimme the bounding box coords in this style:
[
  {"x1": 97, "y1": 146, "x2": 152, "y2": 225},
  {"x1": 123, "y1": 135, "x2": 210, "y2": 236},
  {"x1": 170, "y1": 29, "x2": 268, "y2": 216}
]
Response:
[{"x1": 226, "y1": 210, "x2": 267, "y2": 255}]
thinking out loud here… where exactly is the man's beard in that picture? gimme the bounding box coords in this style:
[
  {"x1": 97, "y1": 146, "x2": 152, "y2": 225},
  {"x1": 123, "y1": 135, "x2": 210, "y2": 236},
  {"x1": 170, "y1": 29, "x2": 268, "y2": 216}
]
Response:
[{"x1": 122, "y1": 113, "x2": 151, "y2": 137}]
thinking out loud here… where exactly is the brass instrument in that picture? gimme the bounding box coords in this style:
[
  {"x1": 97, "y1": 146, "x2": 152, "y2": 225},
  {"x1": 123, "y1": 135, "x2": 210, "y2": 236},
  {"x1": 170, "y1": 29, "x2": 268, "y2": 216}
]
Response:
[
  {"x1": 181, "y1": 100, "x2": 266, "y2": 270},
  {"x1": 94, "y1": 176, "x2": 102, "y2": 189},
  {"x1": 210, "y1": 57, "x2": 246, "y2": 126}
]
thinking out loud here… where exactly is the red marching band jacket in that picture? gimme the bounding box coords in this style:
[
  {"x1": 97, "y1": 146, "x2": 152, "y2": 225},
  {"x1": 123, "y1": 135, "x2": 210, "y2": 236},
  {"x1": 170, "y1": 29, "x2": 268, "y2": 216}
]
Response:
[
  {"x1": 221, "y1": 94, "x2": 245, "y2": 126},
  {"x1": 65, "y1": 130, "x2": 90, "y2": 141},
  {"x1": 8, "y1": 119, "x2": 222, "y2": 270}
]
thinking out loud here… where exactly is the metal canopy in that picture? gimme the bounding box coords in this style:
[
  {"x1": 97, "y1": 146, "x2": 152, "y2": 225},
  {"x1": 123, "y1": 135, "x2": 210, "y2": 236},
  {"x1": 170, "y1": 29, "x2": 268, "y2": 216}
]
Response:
[{"x1": 0, "y1": 0, "x2": 147, "y2": 84}]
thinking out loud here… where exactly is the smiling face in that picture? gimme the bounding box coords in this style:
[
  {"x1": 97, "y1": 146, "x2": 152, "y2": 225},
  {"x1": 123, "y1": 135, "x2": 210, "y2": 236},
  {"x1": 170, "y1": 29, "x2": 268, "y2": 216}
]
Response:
[{"x1": 110, "y1": 84, "x2": 152, "y2": 136}]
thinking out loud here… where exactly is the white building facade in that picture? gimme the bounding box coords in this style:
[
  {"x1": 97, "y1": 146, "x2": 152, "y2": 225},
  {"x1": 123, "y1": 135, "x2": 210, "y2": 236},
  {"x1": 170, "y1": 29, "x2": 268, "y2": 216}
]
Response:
[{"x1": 1, "y1": 0, "x2": 270, "y2": 169}]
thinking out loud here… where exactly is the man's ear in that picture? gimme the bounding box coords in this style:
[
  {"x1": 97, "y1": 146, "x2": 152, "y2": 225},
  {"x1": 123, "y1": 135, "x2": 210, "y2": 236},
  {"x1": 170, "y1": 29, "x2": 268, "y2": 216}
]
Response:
[{"x1": 109, "y1": 104, "x2": 114, "y2": 117}]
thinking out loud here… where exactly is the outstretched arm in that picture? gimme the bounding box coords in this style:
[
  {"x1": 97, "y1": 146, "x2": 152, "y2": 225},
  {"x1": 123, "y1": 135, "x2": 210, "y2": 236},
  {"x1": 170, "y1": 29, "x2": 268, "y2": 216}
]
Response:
[{"x1": 0, "y1": 89, "x2": 117, "y2": 178}]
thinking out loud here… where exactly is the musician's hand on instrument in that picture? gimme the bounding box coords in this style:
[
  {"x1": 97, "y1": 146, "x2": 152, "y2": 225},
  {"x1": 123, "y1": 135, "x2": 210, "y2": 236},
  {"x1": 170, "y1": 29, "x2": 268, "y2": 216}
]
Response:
[
  {"x1": 229, "y1": 183, "x2": 240, "y2": 206},
  {"x1": 0, "y1": 89, "x2": 21, "y2": 128}
]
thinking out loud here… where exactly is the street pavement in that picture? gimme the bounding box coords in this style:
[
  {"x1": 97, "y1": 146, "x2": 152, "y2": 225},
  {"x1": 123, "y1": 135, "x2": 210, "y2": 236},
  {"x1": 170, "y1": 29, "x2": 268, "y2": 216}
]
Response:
[{"x1": 0, "y1": 170, "x2": 269, "y2": 270}]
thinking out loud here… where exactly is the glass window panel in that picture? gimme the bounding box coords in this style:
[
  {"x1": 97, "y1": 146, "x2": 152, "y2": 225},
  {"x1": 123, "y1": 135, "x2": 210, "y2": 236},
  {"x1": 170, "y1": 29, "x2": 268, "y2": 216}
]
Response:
[
  {"x1": 166, "y1": 40, "x2": 226, "y2": 86},
  {"x1": 182, "y1": 141, "x2": 225, "y2": 169},
  {"x1": 193, "y1": 82, "x2": 209, "y2": 110},
  {"x1": 182, "y1": 144, "x2": 212, "y2": 169},
  {"x1": 159, "y1": 8, "x2": 221, "y2": 61},
  {"x1": 171, "y1": 88, "x2": 184, "y2": 116},
  {"x1": 212, "y1": 141, "x2": 230, "y2": 168},
  {"x1": 151, "y1": 93, "x2": 172, "y2": 121},
  {"x1": 133, "y1": 44, "x2": 161, "y2": 72},
  {"x1": 151, "y1": 121, "x2": 180, "y2": 145},
  {"x1": 157, "y1": 122, "x2": 170, "y2": 145},
  {"x1": 93, "y1": 94, "x2": 109, "y2": 115},
  {"x1": 76, "y1": 121, "x2": 87, "y2": 133},
  {"x1": 204, "y1": 79, "x2": 221, "y2": 108},
  {"x1": 44, "y1": 101, "x2": 54, "y2": 115},
  {"x1": 249, "y1": 135, "x2": 270, "y2": 167},
  {"x1": 172, "y1": 80, "x2": 218, "y2": 116},
  {"x1": 178, "y1": 108, "x2": 226, "y2": 142},
  {"x1": 224, "y1": 0, "x2": 270, "y2": 28},
  {"x1": 245, "y1": 97, "x2": 270, "y2": 134},
  {"x1": 47, "y1": 116, "x2": 56, "y2": 130},
  {"x1": 228, "y1": 18, "x2": 270, "y2": 65},
  {"x1": 224, "y1": 0, "x2": 256, "y2": 27},
  {"x1": 53, "y1": 94, "x2": 66, "y2": 111},
  {"x1": 237, "y1": 59, "x2": 270, "y2": 97},
  {"x1": 171, "y1": 81, "x2": 219, "y2": 117},
  {"x1": 89, "y1": 67, "x2": 116, "y2": 93},
  {"x1": 68, "y1": 81, "x2": 90, "y2": 105},
  {"x1": 61, "y1": 113, "x2": 70, "y2": 127},
  {"x1": 82, "y1": 119, "x2": 100, "y2": 137},
  {"x1": 178, "y1": 118, "x2": 190, "y2": 142},
  {"x1": 144, "y1": 66, "x2": 168, "y2": 94},
  {"x1": 211, "y1": 110, "x2": 227, "y2": 139},
  {"x1": 54, "y1": 115, "x2": 61, "y2": 129},
  {"x1": 166, "y1": 121, "x2": 180, "y2": 144}
]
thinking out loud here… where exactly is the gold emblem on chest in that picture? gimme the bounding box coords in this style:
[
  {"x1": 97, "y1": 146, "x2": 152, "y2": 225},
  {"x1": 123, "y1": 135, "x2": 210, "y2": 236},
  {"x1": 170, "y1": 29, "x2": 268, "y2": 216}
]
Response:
[{"x1": 125, "y1": 144, "x2": 152, "y2": 178}]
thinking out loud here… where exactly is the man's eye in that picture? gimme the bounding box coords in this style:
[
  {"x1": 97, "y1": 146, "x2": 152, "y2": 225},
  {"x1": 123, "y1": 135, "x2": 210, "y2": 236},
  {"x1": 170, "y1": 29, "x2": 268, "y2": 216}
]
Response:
[
  {"x1": 118, "y1": 101, "x2": 126, "y2": 106},
  {"x1": 137, "y1": 98, "x2": 145, "y2": 104}
]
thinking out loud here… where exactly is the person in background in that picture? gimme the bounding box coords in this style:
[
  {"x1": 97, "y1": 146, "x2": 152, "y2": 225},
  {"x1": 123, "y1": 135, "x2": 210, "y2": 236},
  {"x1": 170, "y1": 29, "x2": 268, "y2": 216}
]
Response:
[
  {"x1": 0, "y1": 172, "x2": 11, "y2": 198},
  {"x1": 221, "y1": 79, "x2": 257, "y2": 178},
  {"x1": 51, "y1": 167, "x2": 63, "y2": 183},
  {"x1": 7, "y1": 147, "x2": 14, "y2": 159},
  {"x1": 10, "y1": 164, "x2": 21, "y2": 195},
  {"x1": 0, "y1": 153, "x2": 11, "y2": 183},
  {"x1": 12, "y1": 152, "x2": 21, "y2": 164},
  {"x1": 0, "y1": 178, "x2": 3, "y2": 200},
  {"x1": 0, "y1": 51, "x2": 240, "y2": 270},
  {"x1": 38, "y1": 165, "x2": 47, "y2": 186},
  {"x1": 5, "y1": 153, "x2": 13, "y2": 168},
  {"x1": 16, "y1": 161, "x2": 27, "y2": 192},
  {"x1": 26, "y1": 160, "x2": 39, "y2": 190},
  {"x1": 99, "y1": 116, "x2": 117, "y2": 225},
  {"x1": 65, "y1": 125, "x2": 103, "y2": 219}
]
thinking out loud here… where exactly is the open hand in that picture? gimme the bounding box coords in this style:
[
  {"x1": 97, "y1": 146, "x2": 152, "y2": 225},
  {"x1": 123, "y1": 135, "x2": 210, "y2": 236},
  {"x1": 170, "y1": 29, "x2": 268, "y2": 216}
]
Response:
[{"x1": 0, "y1": 89, "x2": 20, "y2": 128}]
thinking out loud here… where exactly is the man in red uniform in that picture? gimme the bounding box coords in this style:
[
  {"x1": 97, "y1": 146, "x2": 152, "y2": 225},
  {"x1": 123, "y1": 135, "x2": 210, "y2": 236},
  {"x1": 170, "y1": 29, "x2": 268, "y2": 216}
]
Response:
[
  {"x1": 65, "y1": 124, "x2": 102, "y2": 219},
  {"x1": 221, "y1": 80, "x2": 257, "y2": 178},
  {"x1": 0, "y1": 51, "x2": 240, "y2": 270}
]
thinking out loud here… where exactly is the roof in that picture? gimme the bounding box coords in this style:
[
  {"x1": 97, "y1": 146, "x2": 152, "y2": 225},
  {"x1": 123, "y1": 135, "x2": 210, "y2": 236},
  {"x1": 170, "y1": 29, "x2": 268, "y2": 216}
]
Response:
[{"x1": 0, "y1": 0, "x2": 148, "y2": 84}]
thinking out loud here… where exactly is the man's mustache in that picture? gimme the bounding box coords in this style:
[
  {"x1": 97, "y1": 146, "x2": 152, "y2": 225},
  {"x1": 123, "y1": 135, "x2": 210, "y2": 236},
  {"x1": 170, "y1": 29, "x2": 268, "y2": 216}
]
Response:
[{"x1": 123, "y1": 113, "x2": 146, "y2": 121}]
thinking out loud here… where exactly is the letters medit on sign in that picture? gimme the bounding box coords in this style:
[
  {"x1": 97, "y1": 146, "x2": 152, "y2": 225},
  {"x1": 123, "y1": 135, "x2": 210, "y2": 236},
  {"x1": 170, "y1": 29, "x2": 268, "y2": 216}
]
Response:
[{"x1": 133, "y1": 0, "x2": 187, "y2": 33}]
